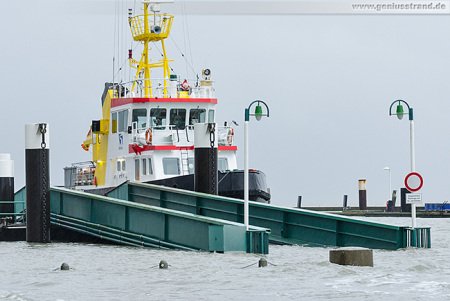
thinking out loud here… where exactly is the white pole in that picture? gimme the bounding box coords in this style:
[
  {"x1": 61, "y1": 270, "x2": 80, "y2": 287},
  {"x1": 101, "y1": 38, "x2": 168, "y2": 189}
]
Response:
[
  {"x1": 410, "y1": 119, "x2": 416, "y2": 229},
  {"x1": 410, "y1": 120, "x2": 415, "y2": 172},
  {"x1": 244, "y1": 120, "x2": 249, "y2": 230}
]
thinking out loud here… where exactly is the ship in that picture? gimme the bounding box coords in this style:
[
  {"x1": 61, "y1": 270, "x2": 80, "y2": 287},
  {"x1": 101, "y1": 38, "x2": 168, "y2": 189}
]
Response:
[{"x1": 63, "y1": 0, "x2": 270, "y2": 203}]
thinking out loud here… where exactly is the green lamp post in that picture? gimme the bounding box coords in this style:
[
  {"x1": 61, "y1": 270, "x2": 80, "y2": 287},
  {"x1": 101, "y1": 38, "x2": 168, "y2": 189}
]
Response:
[
  {"x1": 389, "y1": 99, "x2": 417, "y2": 228},
  {"x1": 244, "y1": 100, "x2": 269, "y2": 230}
]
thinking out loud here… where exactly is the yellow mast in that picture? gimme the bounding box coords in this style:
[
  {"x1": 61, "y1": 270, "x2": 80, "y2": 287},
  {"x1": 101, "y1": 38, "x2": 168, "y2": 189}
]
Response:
[
  {"x1": 82, "y1": 1, "x2": 175, "y2": 187},
  {"x1": 128, "y1": 2, "x2": 174, "y2": 97}
]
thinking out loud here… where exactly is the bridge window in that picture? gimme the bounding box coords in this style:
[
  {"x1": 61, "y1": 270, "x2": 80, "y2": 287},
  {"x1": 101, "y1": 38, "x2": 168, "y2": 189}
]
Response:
[
  {"x1": 170, "y1": 109, "x2": 186, "y2": 129},
  {"x1": 188, "y1": 158, "x2": 194, "y2": 174},
  {"x1": 118, "y1": 110, "x2": 129, "y2": 132},
  {"x1": 208, "y1": 109, "x2": 215, "y2": 123},
  {"x1": 111, "y1": 112, "x2": 118, "y2": 133},
  {"x1": 218, "y1": 158, "x2": 228, "y2": 171},
  {"x1": 135, "y1": 159, "x2": 140, "y2": 180},
  {"x1": 150, "y1": 108, "x2": 167, "y2": 129},
  {"x1": 142, "y1": 158, "x2": 147, "y2": 175},
  {"x1": 189, "y1": 108, "x2": 206, "y2": 125},
  {"x1": 163, "y1": 158, "x2": 180, "y2": 175},
  {"x1": 148, "y1": 158, "x2": 153, "y2": 175},
  {"x1": 117, "y1": 159, "x2": 126, "y2": 172},
  {"x1": 117, "y1": 158, "x2": 126, "y2": 171},
  {"x1": 142, "y1": 158, "x2": 153, "y2": 175},
  {"x1": 132, "y1": 109, "x2": 147, "y2": 129}
]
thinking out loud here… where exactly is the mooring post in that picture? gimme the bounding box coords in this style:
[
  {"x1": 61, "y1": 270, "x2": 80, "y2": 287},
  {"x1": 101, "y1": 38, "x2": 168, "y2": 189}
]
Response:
[
  {"x1": 342, "y1": 194, "x2": 348, "y2": 211},
  {"x1": 25, "y1": 123, "x2": 50, "y2": 243},
  {"x1": 400, "y1": 187, "x2": 411, "y2": 212},
  {"x1": 194, "y1": 123, "x2": 218, "y2": 195},
  {"x1": 358, "y1": 179, "x2": 367, "y2": 210},
  {"x1": 297, "y1": 196, "x2": 302, "y2": 208},
  {"x1": 0, "y1": 154, "x2": 14, "y2": 223}
]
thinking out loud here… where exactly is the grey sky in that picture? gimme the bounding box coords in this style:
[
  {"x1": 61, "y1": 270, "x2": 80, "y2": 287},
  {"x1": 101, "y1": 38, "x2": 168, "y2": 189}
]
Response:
[{"x1": 1, "y1": 0, "x2": 449, "y2": 212}]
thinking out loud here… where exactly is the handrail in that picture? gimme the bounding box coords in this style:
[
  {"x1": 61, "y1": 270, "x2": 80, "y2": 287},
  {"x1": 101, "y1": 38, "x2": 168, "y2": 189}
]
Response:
[
  {"x1": 110, "y1": 78, "x2": 215, "y2": 99},
  {"x1": 129, "y1": 125, "x2": 234, "y2": 147}
]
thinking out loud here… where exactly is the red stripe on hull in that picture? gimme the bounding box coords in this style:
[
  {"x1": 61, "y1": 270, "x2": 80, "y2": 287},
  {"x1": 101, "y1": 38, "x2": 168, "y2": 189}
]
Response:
[
  {"x1": 218, "y1": 146, "x2": 237, "y2": 151},
  {"x1": 112, "y1": 97, "x2": 217, "y2": 107},
  {"x1": 129, "y1": 145, "x2": 237, "y2": 153}
]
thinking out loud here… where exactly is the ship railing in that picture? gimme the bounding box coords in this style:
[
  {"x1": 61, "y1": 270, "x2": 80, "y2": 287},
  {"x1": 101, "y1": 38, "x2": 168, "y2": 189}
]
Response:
[
  {"x1": 218, "y1": 126, "x2": 235, "y2": 146},
  {"x1": 64, "y1": 162, "x2": 96, "y2": 188},
  {"x1": 130, "y1": 124, "x2": 235, "y2": 147},
  {"x1": 111, "y1": 78, "x2": 215, "y2": 99},
  {"x1": 129, "y1": 13, "x2": 174, "y2": 42}
]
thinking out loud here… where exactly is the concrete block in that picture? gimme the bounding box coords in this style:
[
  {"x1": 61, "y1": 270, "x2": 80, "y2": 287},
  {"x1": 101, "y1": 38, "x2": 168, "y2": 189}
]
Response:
[{"x1": 329, "y1": 247, "x2": 373, "y2": 267}]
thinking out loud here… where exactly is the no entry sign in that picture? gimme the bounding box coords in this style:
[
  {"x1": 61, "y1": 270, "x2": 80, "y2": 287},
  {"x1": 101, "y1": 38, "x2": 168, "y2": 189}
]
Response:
[{"x1": 404, "y1": 172, "x2": 423, "y2": 192}]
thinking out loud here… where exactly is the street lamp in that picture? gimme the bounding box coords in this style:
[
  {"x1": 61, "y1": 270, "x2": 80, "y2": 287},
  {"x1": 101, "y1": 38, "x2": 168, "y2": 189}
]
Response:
[
  {"x1": 383, "y1": 167, "x2": 391, "y2": 201},
  {"x1": 389, "y1": 99, "x2": 416, "y2": 228},
  {"x1": 244, "y1": 100, "x2": 269, "y2": 230}
]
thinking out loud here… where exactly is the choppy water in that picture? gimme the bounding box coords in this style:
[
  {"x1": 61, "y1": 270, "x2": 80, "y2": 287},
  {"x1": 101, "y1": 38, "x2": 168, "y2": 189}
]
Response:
[{"x1": 0, "y1": 217, "x2": 448, "y2": 301}]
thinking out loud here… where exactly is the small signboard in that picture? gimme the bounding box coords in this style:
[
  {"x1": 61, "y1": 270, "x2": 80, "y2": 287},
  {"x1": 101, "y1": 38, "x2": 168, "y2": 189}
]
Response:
[{"x1": 406, "y1": 193, "x2": 422, "y2": 204}]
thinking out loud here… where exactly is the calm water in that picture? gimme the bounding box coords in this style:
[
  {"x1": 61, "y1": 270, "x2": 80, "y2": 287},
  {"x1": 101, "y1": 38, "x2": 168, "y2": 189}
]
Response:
[{"x1": 0, "y1": 217, "x2": 448, "y2": 300}]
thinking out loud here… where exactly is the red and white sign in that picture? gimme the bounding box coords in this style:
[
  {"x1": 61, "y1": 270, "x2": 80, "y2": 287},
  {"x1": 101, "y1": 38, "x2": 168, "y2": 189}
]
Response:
[{"x1": 404, "y1": 172, "x2": 423, "y2": 192}]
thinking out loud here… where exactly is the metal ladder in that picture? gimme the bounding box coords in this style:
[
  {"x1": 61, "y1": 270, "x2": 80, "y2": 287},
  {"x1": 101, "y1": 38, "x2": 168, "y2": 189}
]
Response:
[{"x1": 180, "y1": 148, "x2": 189, "y2": 175}]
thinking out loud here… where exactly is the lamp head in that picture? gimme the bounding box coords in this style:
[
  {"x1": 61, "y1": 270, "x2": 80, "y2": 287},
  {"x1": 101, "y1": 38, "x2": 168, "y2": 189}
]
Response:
[
  {"x1": 254, "y1": 105, "x2": 263, "y2": 121},
  {"x1": 396, "y1": 104, "x2": 404, "y2": 120}
]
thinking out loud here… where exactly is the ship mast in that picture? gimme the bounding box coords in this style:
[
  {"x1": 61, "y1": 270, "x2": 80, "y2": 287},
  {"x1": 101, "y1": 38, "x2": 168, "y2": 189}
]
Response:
[{"x1": 128, "y1": 1, "x2": 174, "y2": 97}]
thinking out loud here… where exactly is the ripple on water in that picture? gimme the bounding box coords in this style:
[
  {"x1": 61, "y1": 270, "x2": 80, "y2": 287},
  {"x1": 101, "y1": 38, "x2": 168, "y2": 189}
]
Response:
[{"x1": 0, "y1": 218, "x2": 449, "y2": 300}]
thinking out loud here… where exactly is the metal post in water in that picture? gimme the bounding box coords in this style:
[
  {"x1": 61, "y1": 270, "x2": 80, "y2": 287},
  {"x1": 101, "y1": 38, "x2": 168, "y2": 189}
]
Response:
[
  {"x1": 194, "y1": 123, "x2": 218, "y2": 195},
  {"x1": 409, "y1": 113, "x2": 417, "y2": 229},
  {"x1": 0, "y1": 154, "x2": 14, "y2": 223},
  {"x1": 25, "y1": 123, "x2": 50, "y2": 243},
  {"x1": 342, "y1": 195, "x2": 348, "y2": 211},
  {"x1": 401, "y1": 188, "x2": 411, "y2": 212},
  {"x1": 244, "y1": 118, "x2": 249, "y2": 230},
  {"x1": 358, "y1": 179, "x2": 367, "y2": 210}
]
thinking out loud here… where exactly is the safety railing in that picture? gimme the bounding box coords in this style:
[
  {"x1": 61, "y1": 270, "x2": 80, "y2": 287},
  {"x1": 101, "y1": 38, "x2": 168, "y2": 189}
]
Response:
[
  {"x1": 405, "y1": 227, "x2": 431, "y2": 248},
  {"x1": 110, "y1": 78, "x2": 215, "y2": 99},
  {"x1": 129, "y1": 13, "x2": 174, "y2": 41},
  {"x1": 131, "y1": 124, "x2": 235, "y2": 147}
]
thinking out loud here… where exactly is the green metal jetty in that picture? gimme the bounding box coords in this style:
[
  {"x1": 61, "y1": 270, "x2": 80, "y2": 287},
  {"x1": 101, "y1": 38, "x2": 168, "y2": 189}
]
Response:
[
  {"x1": 12, "y1": 182, "x2": 430, "y2": 252},
  {"x1": 107, "y1": 182, "x2": 430, "y2": 250},
  {"x1": 15, "y1": 187, "x2": 269, "y2": 253}
]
